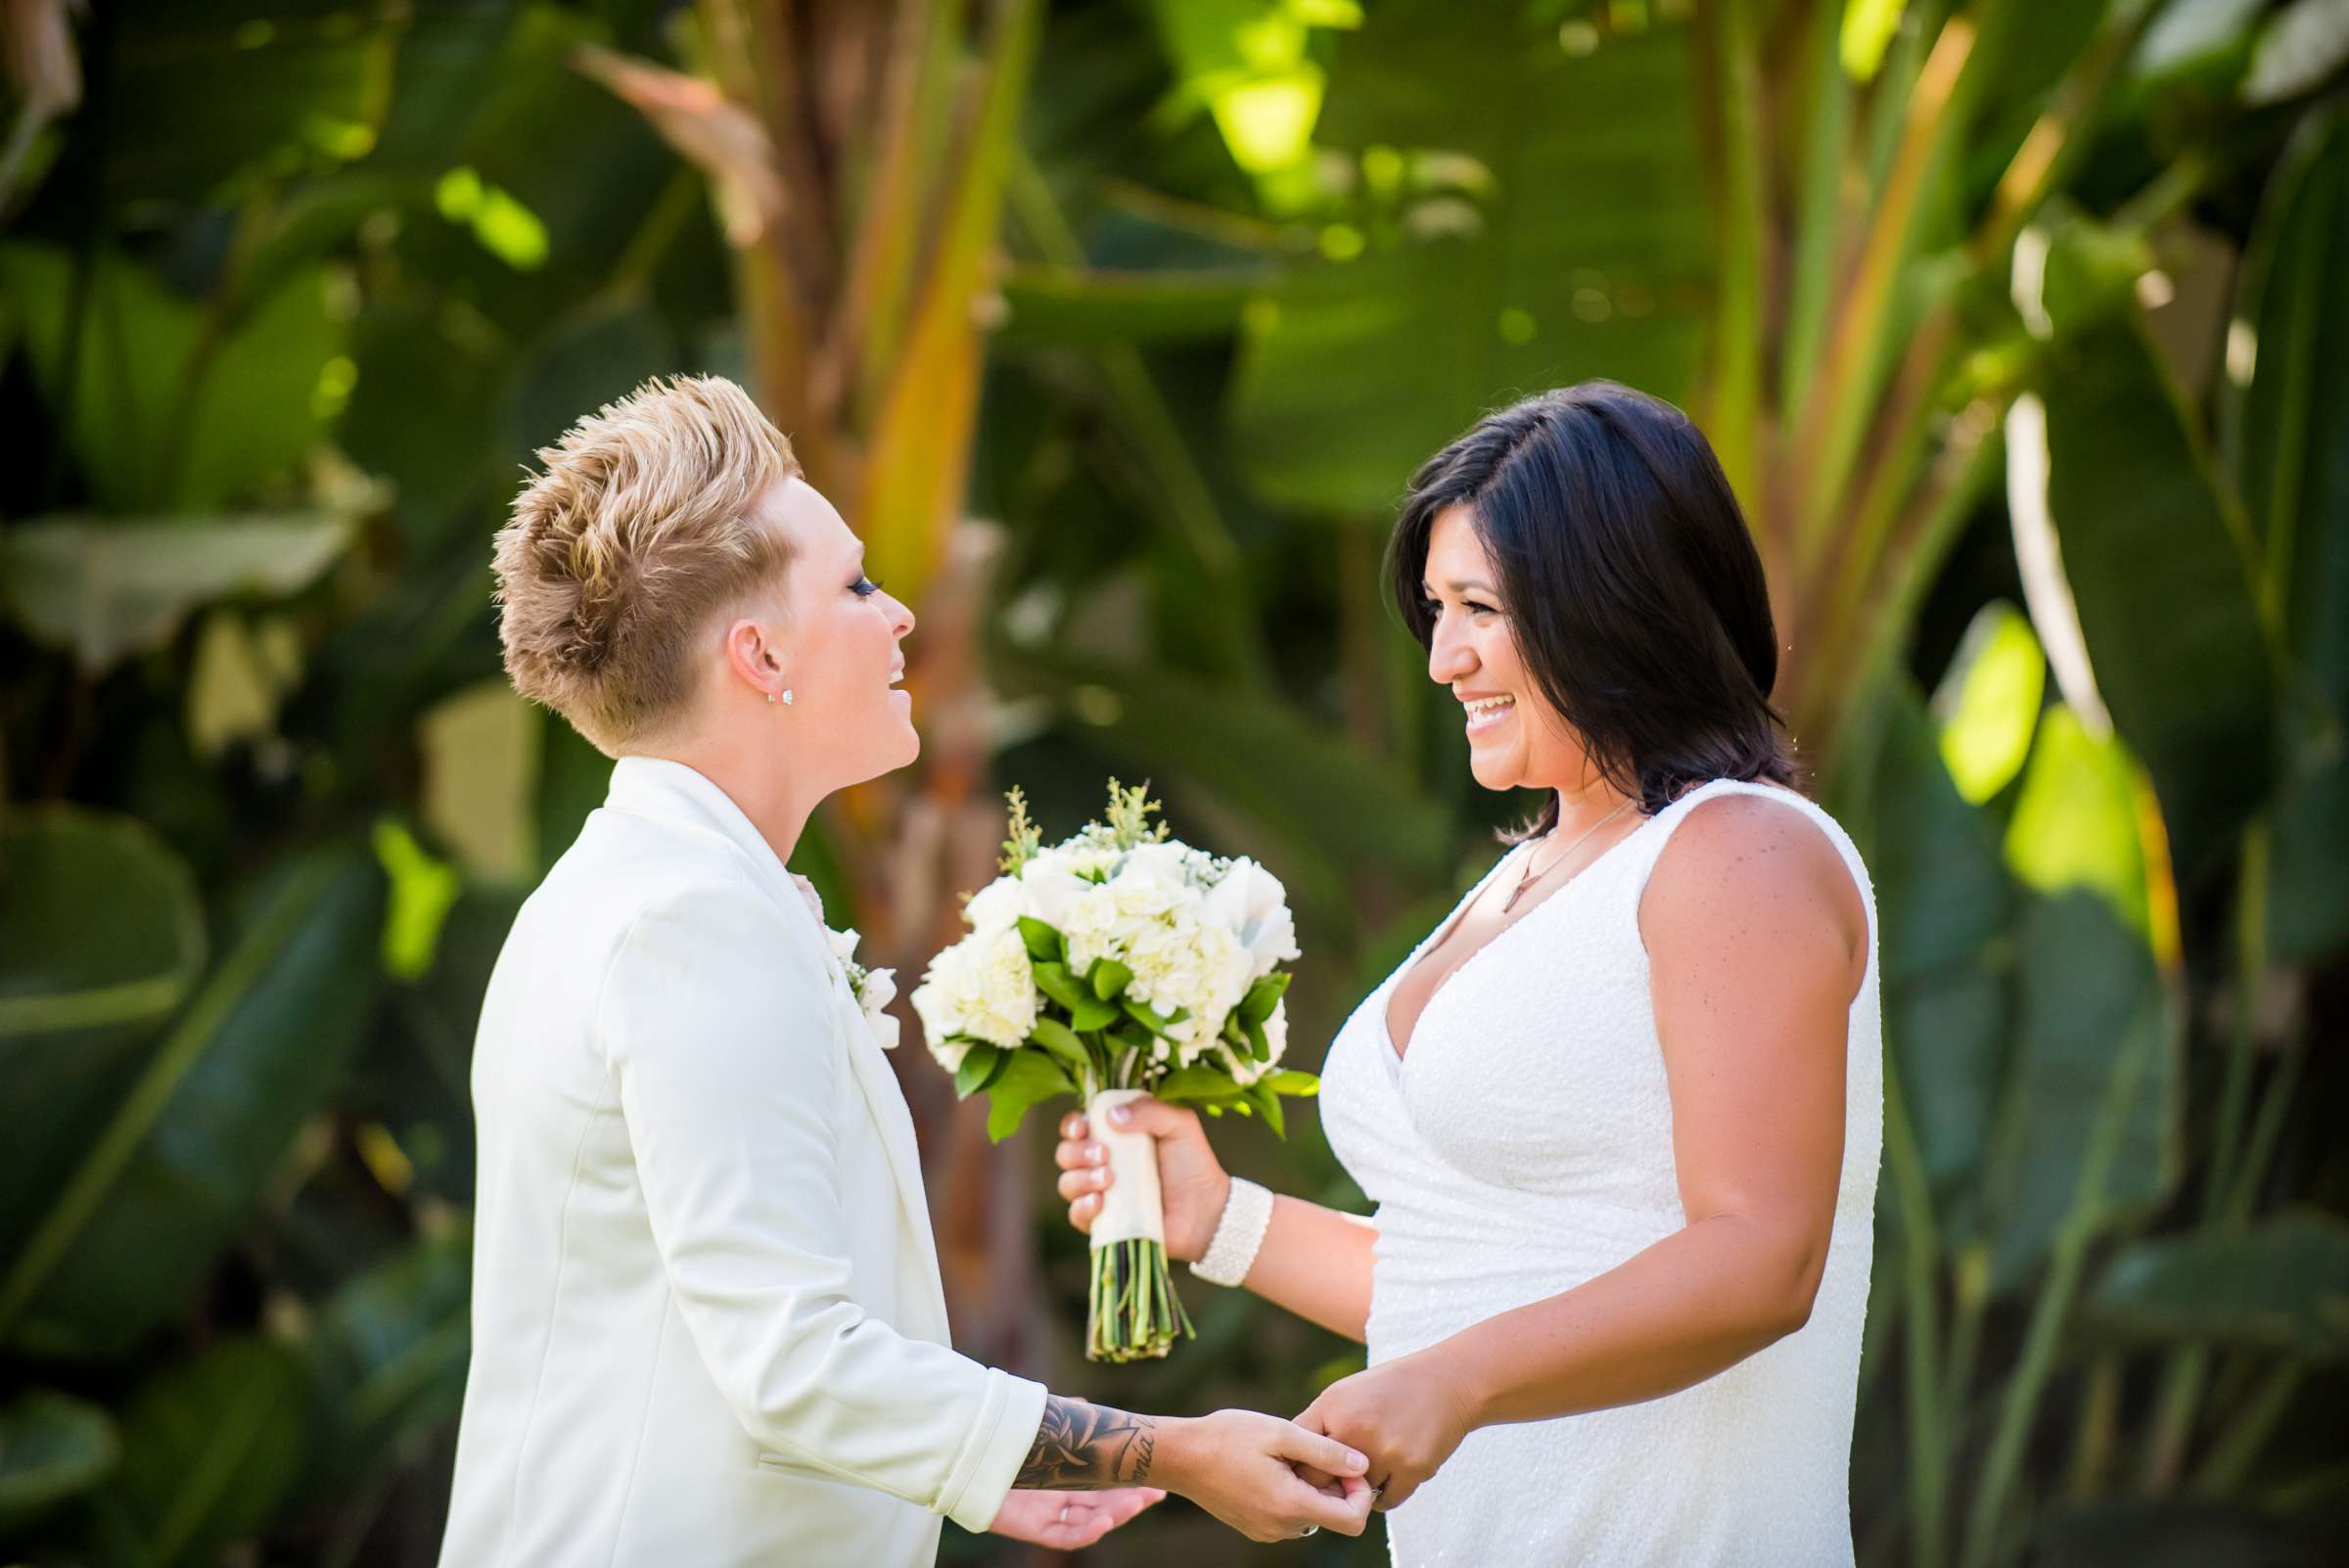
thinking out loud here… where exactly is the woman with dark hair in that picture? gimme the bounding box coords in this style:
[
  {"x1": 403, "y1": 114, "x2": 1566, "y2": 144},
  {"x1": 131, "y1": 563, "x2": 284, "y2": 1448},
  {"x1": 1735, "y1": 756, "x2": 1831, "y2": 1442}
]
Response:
[{"x1": 1054, "y1": 383, "x2": 1883, "y2": 1564}]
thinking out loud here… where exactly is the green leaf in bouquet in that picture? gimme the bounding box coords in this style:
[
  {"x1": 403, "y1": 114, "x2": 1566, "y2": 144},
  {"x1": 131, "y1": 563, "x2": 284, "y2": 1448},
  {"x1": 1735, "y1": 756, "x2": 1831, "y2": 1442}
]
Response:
[
  {"x1": 1088, "y1": 957, "x2": 1132, "y2": 1000},
  {"x1": 1017, "y1": 916, "x2": 1065, "y2": 964},
  {"x1": 1238, "y1": 972, "x2": 1290, "y2": 1028},
  {"x1": 1155, "y1": 1064, "x2": 1246, "y2": 1104},
  {"x1": 1067, "y1": 993, "x2": 1122, "y2": 1033},
  {"x1": 1261, "y1": 1070, "x2": 1321, "y2": 1097},
  {"x1": 1032, "y1": 960, "x2": 1087, "y2": 1012},
  {"x1": 1121, "y1": 995, "x2": 1175, "y2": 1037},
  {"x1": 1108, "y1": 1018, "x2": 1155, "y2": 1053},
  {"x1": 1027, "y1": 1017, "x2": 1094, "y2": 1074},
  {"x1": 1246, "y1": 1083, "x2": 1286, "y2": 1138},
  {"x1": 985, "y1": 1051, "x2": 1076, "y2": 1142},
  {"x1": 953, "y1": 1043, "x2": 1005, "y2": 1097},
  {"x1": 1243, "y1": 1016, "x2": 1271, "y2": 1061}
]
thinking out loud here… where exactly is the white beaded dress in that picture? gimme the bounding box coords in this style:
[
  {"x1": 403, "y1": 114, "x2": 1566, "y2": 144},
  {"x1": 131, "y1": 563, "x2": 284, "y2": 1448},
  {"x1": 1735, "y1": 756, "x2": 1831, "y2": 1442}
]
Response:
[{"x1": 1317, "y1": 779, "x2": 1883, "y2": 1567}]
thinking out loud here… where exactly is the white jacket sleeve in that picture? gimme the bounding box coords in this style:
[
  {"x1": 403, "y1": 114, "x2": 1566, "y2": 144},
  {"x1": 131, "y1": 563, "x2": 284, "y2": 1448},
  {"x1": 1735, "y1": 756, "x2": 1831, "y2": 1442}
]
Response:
[{"x1": 598, "y1": 883, "x2": 1046, "y2": 1532}]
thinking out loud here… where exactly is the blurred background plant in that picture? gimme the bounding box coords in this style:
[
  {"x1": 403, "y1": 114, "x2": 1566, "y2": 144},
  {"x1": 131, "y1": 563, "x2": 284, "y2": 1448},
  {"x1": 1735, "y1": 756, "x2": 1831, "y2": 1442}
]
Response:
[{"x1": 2, "y1": 0, "x2": 2343, "y2": 1564}]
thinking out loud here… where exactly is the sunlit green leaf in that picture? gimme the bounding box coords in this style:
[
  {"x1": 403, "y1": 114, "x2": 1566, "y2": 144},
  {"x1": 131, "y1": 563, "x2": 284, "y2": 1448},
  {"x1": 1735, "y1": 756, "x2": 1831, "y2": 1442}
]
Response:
[
  {"x1": 1231, "y1": 9, "x2": 1709, "y2": 513},
  {"x1": 2004, "y1": 707, "x2": 2159, "y2": 952},
  {"x1": 1933, "y1": 602, "x2": 2047, "y2": 805}
]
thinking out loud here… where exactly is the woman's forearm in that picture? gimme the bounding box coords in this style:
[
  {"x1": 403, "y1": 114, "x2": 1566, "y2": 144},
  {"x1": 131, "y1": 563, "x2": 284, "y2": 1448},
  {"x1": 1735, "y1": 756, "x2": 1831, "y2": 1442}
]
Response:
[
  {"x1": 1234, "y1": 1193, "x2": 1377, "y2": 1343},
  {"x1": 1430, "y1": 1213, "x2": 1820, "y2": 1425}
]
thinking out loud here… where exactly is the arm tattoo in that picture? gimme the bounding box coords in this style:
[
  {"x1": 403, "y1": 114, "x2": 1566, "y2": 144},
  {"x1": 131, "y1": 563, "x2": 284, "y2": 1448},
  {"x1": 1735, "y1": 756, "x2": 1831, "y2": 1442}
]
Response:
[{"x1": 1014, "y1": 1395, "x2": 1157, "y2": 1490}]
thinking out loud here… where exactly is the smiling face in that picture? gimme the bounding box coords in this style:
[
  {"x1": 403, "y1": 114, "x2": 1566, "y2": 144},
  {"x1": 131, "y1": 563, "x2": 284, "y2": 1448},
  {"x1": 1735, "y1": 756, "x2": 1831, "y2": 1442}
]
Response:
[
  {"x1": 734, "y1": 476, "x2": 918, "y2": 789},
  {"x1": 1420, "y1": 502, "x2": 1602, "y2": 796}
]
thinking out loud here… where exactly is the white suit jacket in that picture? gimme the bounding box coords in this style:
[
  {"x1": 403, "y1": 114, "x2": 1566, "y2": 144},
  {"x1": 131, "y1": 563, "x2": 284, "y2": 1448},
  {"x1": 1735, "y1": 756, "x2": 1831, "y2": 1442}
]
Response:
[{"x1": 438, "y1": 756, "x2": 1046, "y2": 1568}]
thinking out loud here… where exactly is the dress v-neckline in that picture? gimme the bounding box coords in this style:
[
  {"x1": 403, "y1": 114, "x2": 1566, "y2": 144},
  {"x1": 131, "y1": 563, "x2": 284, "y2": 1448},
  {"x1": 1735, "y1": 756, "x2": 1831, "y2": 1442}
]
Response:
[{"x1": 1381, "y1": 811, "x2": 1660, "y2": 1066}]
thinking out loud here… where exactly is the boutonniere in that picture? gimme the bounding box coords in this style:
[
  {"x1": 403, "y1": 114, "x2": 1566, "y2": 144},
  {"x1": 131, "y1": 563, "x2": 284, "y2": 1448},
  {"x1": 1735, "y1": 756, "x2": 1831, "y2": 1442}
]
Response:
[{"x1": 826, "y1": 924, "x2": 900, "y2": 1050}]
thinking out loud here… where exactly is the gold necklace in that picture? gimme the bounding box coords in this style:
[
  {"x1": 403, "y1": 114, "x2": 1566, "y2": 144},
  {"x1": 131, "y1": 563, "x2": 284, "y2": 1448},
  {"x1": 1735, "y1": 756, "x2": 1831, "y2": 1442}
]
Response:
[{"x1": 1500, "y1": 799, "x2": 1634, "y2": 914}]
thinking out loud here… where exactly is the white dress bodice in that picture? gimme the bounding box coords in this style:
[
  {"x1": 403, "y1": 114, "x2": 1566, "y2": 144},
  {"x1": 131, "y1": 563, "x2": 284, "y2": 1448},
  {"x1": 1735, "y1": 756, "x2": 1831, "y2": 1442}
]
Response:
[{"x1": 1318, "y1": 778, "x2": 1883, "y2": 1567}]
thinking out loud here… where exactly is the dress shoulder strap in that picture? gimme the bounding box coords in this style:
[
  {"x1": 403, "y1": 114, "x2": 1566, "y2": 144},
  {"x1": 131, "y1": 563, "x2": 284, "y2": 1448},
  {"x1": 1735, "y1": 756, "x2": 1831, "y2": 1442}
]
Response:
[{"x1": 1619, "y1": 778, "x2": 1876, "y2": 934}]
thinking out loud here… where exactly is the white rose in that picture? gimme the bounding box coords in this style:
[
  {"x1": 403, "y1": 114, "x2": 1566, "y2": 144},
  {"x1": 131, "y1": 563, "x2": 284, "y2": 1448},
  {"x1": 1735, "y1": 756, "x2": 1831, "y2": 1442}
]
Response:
[
  {"x1": 1017, "y1": 855, "x2": 1093, "y2": 937},
  {"x1": 1200, "y1": 858, "x2": 1300, "y2": 979},
  {"x1": 1117, "y1": 840, "x2": 1193, "y2": 888}
]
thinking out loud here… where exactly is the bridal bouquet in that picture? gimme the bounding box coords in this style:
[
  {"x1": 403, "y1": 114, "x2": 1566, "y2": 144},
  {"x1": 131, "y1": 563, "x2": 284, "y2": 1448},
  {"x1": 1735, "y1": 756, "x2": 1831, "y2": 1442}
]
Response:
[{"x1": 910, "y1": 781, "x2": 1317, "y2": 1362}]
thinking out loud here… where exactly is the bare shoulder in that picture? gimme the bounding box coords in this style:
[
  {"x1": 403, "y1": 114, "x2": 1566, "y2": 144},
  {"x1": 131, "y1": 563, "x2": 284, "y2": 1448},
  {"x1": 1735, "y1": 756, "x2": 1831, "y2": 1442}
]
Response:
[{"x1": 1639, "y1": 791, "x2": 1868, "y2": 977}]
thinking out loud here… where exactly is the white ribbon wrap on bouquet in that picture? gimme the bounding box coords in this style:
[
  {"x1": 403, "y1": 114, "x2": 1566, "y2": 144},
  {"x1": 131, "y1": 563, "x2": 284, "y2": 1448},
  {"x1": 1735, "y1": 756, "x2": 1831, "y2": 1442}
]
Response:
[{"x1": 1085, "y1": 1088, "x2": 1166, "y2": 1249}]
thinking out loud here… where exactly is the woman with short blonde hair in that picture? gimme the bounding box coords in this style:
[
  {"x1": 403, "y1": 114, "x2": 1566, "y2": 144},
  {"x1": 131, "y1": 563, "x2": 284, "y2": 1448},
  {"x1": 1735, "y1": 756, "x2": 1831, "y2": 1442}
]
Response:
[{"x1": 443, "y1": 375, "x2": 1377, "y2": 1568}]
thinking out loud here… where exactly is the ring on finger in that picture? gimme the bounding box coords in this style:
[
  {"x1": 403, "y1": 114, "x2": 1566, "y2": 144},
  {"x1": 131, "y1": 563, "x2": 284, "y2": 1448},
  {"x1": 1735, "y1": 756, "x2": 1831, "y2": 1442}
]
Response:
[{"x1": 1299, "y1": 1525, "x2": 1319, "y2": 1538}]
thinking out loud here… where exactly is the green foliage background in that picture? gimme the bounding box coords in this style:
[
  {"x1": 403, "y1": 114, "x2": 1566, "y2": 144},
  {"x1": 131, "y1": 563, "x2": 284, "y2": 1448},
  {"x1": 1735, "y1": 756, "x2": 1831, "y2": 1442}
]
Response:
[{"x1": 2, "y1": 2, "x2": 2345, "y2": 1565}]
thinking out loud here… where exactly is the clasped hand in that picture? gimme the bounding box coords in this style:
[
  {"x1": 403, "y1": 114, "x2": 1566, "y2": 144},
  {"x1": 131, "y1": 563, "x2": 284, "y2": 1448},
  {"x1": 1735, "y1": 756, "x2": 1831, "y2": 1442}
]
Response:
[{"x1": 1293, "y1": 1349, "x2": 1479, "y2": 1512}]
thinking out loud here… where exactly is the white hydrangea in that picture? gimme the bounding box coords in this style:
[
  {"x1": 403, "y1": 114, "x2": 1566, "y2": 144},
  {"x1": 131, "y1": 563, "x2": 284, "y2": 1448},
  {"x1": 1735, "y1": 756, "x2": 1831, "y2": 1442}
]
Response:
[{"x1": 908, "y1": 922, "x2": 1037, "y2": 1066}]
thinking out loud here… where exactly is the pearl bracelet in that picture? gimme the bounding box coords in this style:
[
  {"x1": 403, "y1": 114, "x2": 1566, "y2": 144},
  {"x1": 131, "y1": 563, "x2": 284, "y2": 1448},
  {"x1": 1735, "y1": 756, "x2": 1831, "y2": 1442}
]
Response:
[{"x1": 1188, "y1": 1176, "x2": 1274, "y2": 1288}]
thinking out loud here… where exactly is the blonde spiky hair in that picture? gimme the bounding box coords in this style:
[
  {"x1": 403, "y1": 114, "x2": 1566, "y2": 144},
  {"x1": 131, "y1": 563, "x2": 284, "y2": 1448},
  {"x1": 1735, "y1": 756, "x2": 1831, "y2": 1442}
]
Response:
[{"x1": 491, "y1": 375, "x2": 800, "y2": 755}]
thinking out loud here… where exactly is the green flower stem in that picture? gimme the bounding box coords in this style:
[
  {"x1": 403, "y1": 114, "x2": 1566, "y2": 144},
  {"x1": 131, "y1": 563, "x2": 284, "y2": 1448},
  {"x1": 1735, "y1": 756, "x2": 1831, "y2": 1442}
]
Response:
[{"x1": 1085, "y1": 1238, "x2": 1194, "y2": 1363}]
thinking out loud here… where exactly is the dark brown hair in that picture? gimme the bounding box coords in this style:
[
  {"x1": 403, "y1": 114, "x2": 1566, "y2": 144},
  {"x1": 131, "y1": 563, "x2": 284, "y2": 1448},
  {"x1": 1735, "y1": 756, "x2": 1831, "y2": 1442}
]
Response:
[{"x1": 1387, "y1": 382, "x2": 1799, "y2": 839}]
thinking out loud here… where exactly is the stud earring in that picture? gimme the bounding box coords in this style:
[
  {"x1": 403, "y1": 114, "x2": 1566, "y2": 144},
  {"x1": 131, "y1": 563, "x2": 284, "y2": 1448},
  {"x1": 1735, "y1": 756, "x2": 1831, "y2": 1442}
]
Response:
[{"x1": 780, "y1": 689, "x2": 794, "y2": 706}]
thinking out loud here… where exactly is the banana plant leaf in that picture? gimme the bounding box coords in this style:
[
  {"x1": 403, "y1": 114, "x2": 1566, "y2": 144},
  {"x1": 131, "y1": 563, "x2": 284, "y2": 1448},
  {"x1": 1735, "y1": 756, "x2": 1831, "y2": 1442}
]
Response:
[
  {"x1": 0, "y1": 246, "x2": 342, "y2": 513},
  {"x1": 2033, "y1": 219, "x2": 2280, "y2": 884},
  {"x1": 1866, "y1": 691, "x2": 2015, "y2": 1202},
  {"x1": 91, "y1": 1337, "x2": 309, "y2": 1568},
  {"x1": 0, "y1": 809, "x2": 206, "y2": 1259},
  {"x1": 2228, "y1": 107, "x2": 2349, "y2": 962},
  {"x1": 0, "y1": 850, "x2": 386, "y2": 1360},
  {"x1": 1980, "y1": 890, "x2": 2180, "y2": 1291},
  {"x1": 0, "y1": 513, "x2": 355, "y2": 676},
  {"x1": 2025, "y1": 1498, "x2": 2336, "y2": 1568},
  {"x1": 2081, "y1": 1210, "x2": 2349, "y2": 1361},
  {"x1": 296, "y1": 1223, "x2": 475, "y2": 1499},
  {"x1": 1230, "y1": 5, "x2": 1710, "y2": 514}
]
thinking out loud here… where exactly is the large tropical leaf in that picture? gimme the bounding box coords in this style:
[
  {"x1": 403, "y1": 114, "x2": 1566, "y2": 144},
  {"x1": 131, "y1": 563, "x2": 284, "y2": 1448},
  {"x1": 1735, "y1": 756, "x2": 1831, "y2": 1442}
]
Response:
[
  {"x1": 996, "y1": 263, "x2": 1267, "y2": 346},
  {"x1": 2230, "y1": 107, "x2": 2349, "y2": 961},
  {"x1": 2082, "y1": 1210, "x2": 2349, "y2": 1361},
  {"x1": 0, "y1": 245, "x2": 342, "y2": 512},
  {"x1": 0, "y1": 1390, "x2": 117, "y2": 1536},
  {"x1": 0, "y1": 851, "x2": 385, "y2": 1360},
  {"x1": 1867, "y1": 691, "x2": 2015, "y2": 1198},
  {"x1": 1230, "y1": 6, "x2": 1711, "y2": 513},
  {"x1": 297, "y1": 1224, "x2": 474, "y2": 1497},
  {"x1": 0, "y1": 808, "x2": 206, "y2": 1262},
  {"x1": 2034, "y1": 224, "x2": 2280, "y2": 883},
  {"x1": 2026, "y1": 1499, "x2": 2336, "y2": 1568},
  {"x1": 97, "y1": 0, "x2": 403, "y2": 203},
  {"x1": 0, "y1": 514, "x2": 354, "y2": 676},
  {"x1": 1980, "y1": 890, "x2": 2179, "y2": 1289},
  {"x1": 94, "y1": 1337, "x2": 309, "y2": 1568}
]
